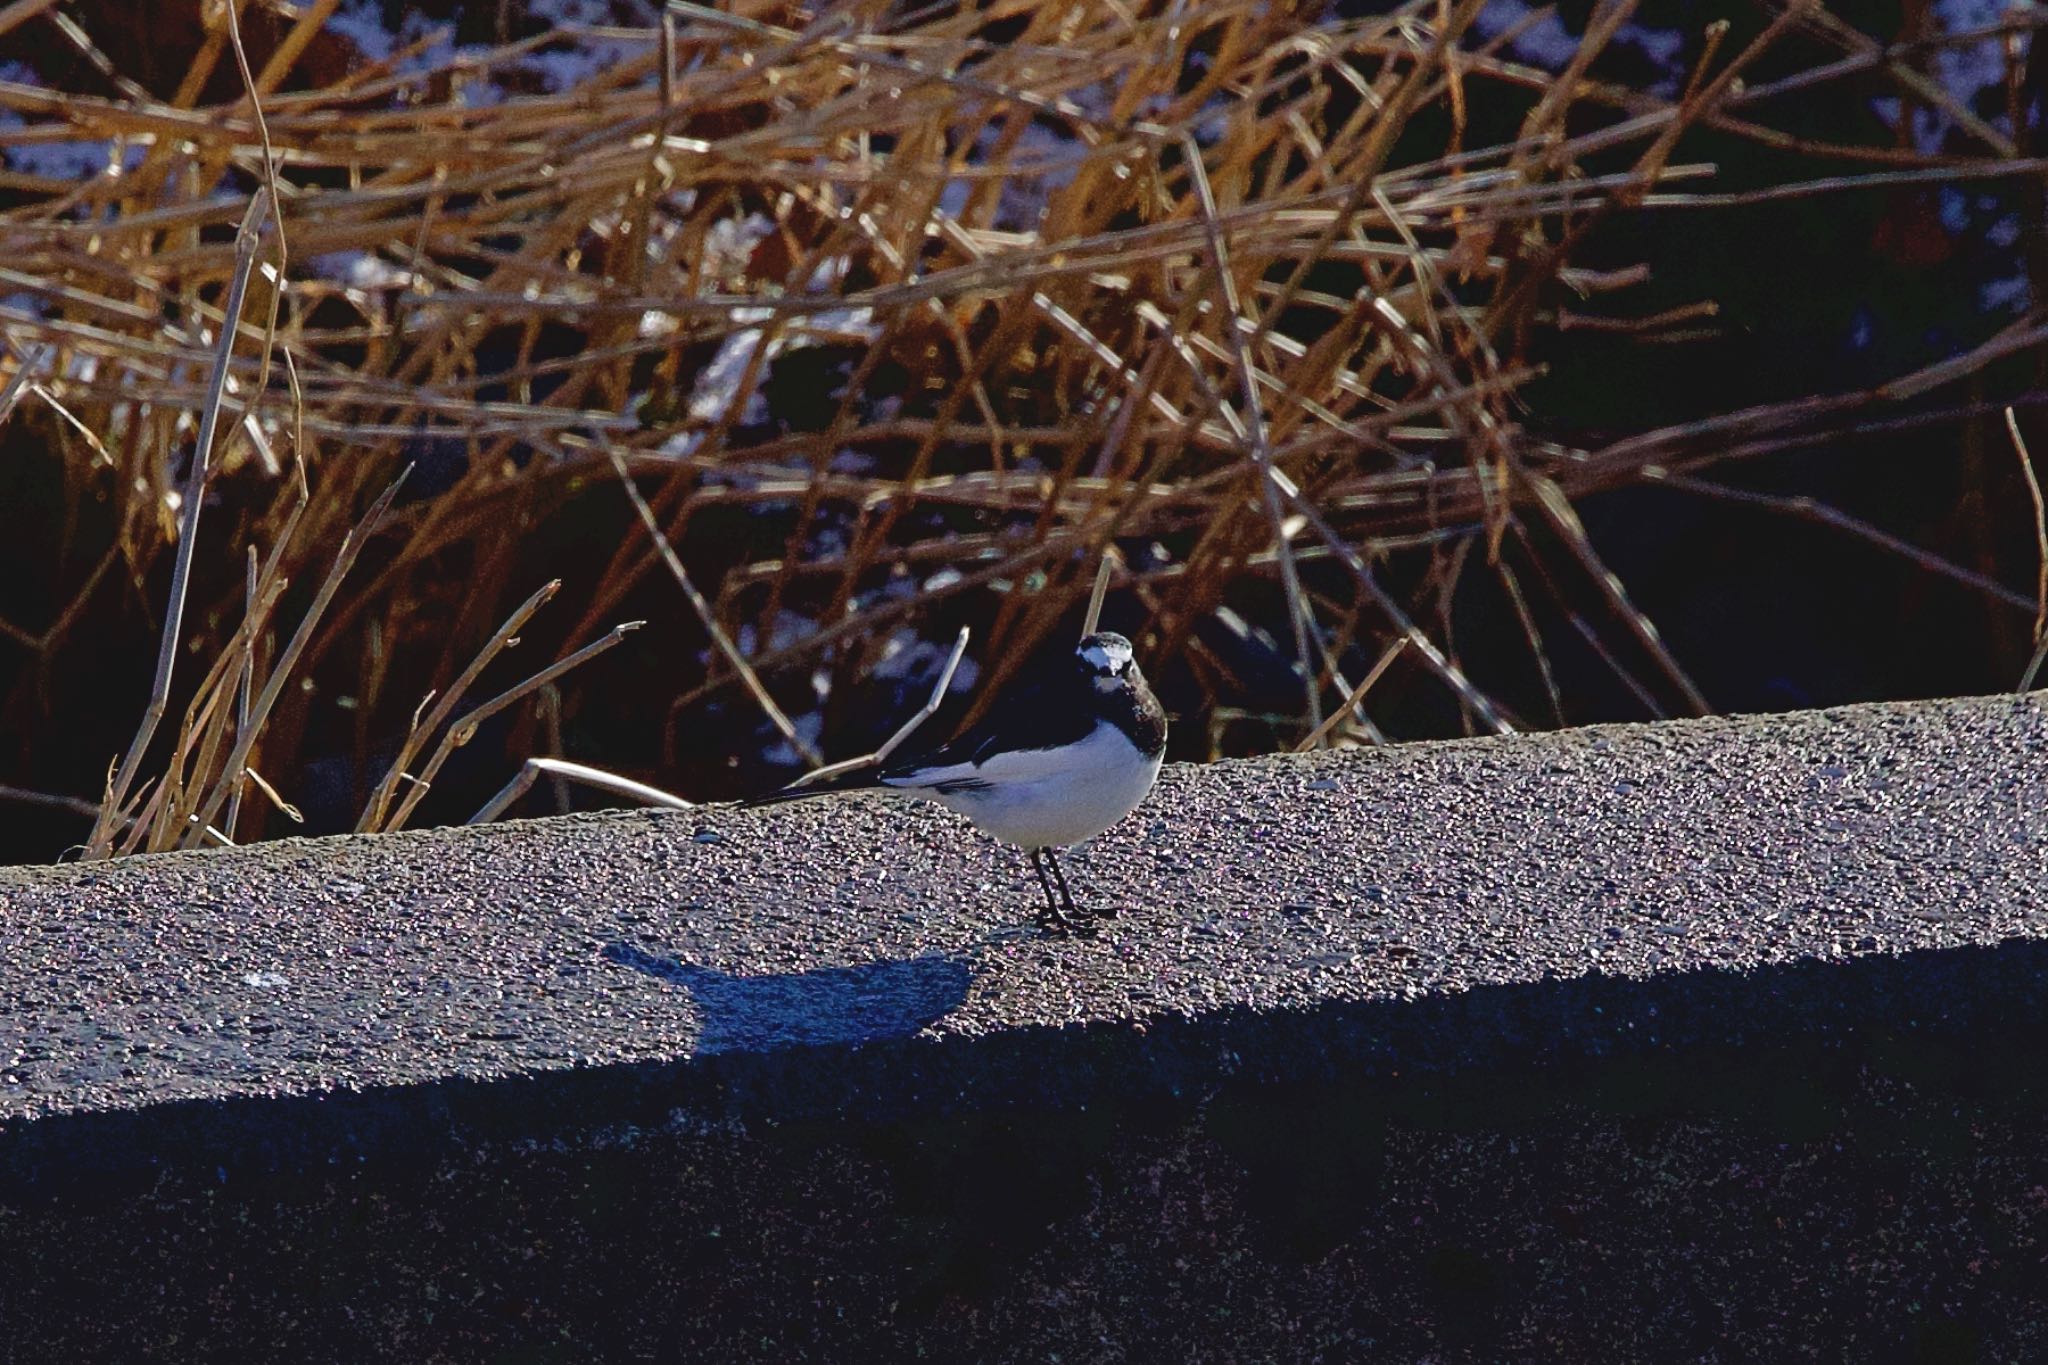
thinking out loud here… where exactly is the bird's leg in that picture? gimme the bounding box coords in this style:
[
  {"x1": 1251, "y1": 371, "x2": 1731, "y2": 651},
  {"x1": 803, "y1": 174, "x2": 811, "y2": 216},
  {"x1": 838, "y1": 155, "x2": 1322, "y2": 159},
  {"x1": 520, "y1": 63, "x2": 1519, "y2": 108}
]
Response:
[
  {"x1": 1043, "y1": 846, "x2": 1111, "y2": 929},
  {"x1": 1029, "y1": 848, "x2": 1077, "y2": 933},
  {"x1": 1043, "y1": 846, "x2": 1084, "y2": 919}
]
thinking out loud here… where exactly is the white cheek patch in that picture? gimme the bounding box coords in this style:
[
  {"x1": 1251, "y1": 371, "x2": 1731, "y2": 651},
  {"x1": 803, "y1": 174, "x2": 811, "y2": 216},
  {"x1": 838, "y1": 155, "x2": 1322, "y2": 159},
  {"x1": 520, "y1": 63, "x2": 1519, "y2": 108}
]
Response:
[{"x1": 1080, "y1": 638, "x2": 1133, "y2": 674}]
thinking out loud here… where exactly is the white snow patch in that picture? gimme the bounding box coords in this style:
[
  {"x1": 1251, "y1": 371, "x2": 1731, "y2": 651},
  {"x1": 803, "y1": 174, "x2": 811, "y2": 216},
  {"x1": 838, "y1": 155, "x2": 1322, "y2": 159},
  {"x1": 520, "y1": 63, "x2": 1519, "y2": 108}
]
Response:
[
  {"x1": 327, "y1": 1, "x2": 395, "y2": 60},
  {"x1": 872, "y1": 627, "x2": 982, "y2": 692}
]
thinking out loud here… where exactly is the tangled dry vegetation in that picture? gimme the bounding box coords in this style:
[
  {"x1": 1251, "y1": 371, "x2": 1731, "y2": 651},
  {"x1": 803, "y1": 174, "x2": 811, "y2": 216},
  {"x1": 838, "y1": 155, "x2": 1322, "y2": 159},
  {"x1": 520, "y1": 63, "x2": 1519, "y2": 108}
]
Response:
[{"x1": 0, "y1": 0, "x2": 2042, "y2": 857}]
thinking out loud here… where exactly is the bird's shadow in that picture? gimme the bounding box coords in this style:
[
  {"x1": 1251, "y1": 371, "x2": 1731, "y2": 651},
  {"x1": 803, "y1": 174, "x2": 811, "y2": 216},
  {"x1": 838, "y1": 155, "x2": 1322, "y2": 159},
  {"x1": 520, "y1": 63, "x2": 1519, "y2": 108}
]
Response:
[{"x1": 602, "y1": 941, "x2": 974, "y2": 1056}]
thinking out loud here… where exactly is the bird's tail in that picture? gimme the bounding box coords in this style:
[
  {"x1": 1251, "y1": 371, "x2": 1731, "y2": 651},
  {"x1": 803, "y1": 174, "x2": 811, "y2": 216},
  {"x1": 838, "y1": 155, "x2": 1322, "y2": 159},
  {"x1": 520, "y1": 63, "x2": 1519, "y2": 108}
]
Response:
[{"x1": 741, "y1": 766, "x2": 884, "y2": 808}]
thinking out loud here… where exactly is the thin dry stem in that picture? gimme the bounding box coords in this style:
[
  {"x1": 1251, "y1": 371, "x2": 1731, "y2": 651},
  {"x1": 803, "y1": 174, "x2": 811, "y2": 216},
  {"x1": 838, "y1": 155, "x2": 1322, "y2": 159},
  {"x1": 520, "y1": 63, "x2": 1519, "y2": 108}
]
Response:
[
  {"x1": 604, "y1": 442, "x2": 821, "y2": 766},
  {"x1": 2006, "y1": 407, "x2": 2048, "y2": 653},
  {"x1": 87, "y1": 194, "x2": 271, "y2": 857},
  {"x1": 384, "y1": 619, "x2": 646, "y2": 832},
  {"x1": 1181, "y1": 131, "x2": 1322, "y2": 737},
  {"x1": 0, "y1": 342, "x2": 52, "y2": 426},
  {"x1": 1296, "y1": 637, "x2": 1409, "y2": 752},
  {"x1": 178, "y1": 469, "x2": 411, "y2": 847},
  {"x1": 790, "y1": 625, "x2": 970, "y2": 789},
  {"x1": 470, "y1": 757, "x2": 693, "y2": 825},
  {"x1": 1082, "y1": 552, "x2": 1117, "y2": 638},
  {"x1": 360, "y1": 578, "x2": 563, "y2": 833}
]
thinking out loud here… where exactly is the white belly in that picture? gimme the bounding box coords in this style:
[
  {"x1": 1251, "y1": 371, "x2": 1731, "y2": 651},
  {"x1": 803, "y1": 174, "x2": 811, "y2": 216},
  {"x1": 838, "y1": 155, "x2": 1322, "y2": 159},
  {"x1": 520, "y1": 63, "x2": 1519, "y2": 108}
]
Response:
[{"x1": 884, "y1": 722, "x2": 1163, "y2": 850}]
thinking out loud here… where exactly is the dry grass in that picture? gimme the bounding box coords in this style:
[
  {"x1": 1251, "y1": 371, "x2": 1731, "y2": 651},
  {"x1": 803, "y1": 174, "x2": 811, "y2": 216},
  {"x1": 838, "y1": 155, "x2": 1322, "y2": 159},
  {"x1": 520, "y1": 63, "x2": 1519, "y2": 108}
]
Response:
[{"x1": 0, "y1": 0, "x2": 2042, "y2": 854}]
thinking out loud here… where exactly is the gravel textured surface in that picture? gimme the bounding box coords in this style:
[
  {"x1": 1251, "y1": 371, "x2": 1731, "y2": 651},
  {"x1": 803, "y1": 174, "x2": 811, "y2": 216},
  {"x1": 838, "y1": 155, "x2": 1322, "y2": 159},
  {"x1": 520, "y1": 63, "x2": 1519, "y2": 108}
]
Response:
[
  {"x1": 2, "y1": 693, "x2": 2045, "y2": 1155},
  {"x1": 6, "y1": 695, "x2": 2048, "y2": 1360}
]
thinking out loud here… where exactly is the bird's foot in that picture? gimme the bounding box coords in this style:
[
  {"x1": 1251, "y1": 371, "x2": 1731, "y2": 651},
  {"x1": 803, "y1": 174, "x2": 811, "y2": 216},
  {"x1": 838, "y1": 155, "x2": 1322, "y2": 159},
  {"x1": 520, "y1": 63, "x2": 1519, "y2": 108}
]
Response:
[
  {"x1": 1034, "y1": 905, "x2": 1115, "y2": 937},
  {"x1": 1034, "y1": 905, "x2": 1099, "y2": 937}
]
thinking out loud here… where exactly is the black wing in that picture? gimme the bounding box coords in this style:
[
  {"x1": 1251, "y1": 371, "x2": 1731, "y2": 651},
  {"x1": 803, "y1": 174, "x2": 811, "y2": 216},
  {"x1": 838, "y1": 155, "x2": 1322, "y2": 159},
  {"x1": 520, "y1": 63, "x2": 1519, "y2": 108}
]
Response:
[
  {"x1": 748, "y1": 668, "x2": 1075, "y2": 803},
  {"x1": 753, "y1": 638, "x2": 1123, "y2": 801},
  {"x1": 879, "y1": 666, "x2": 1096, "y2": 781}
]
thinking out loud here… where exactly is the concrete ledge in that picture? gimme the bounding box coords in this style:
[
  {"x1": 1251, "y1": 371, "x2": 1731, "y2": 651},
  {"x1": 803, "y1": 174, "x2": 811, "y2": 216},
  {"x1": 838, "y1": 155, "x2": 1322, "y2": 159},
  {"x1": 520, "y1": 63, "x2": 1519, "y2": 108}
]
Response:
[{"x1": 3, "y1": 694, "x2": 2047, "y2": 1358}]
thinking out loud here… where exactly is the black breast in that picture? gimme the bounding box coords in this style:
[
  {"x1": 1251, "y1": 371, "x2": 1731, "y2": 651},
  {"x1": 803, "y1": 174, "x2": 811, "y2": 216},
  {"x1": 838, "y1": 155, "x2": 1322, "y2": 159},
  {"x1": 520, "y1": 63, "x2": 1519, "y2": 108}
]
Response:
[{"x1": 1106, "y1": 674, "x2": 1168, "y2": 758}]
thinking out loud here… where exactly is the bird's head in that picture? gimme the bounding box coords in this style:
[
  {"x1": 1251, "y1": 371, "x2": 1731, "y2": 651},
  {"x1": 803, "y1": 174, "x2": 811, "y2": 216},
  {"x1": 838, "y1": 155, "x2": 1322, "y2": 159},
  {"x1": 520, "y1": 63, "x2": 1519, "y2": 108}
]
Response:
[{"x1": 1076, "y1": 631, "x2": 1139, "y2": 683}]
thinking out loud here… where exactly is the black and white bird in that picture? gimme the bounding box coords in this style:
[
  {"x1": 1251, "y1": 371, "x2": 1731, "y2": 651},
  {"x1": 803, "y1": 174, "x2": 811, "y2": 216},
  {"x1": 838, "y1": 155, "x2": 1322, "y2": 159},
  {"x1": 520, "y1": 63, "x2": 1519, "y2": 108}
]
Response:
[{"x1": 750, "y1": 631, "x2": 1168, "y2": 932}]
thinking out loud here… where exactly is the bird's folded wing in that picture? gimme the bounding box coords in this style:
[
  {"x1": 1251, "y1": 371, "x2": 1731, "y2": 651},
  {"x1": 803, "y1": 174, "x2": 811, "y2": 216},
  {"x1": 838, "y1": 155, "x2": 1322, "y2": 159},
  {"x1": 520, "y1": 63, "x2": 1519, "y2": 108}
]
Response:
[{"x1": 882, "y1": 722, "x2": 1118, "y2": 790}]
